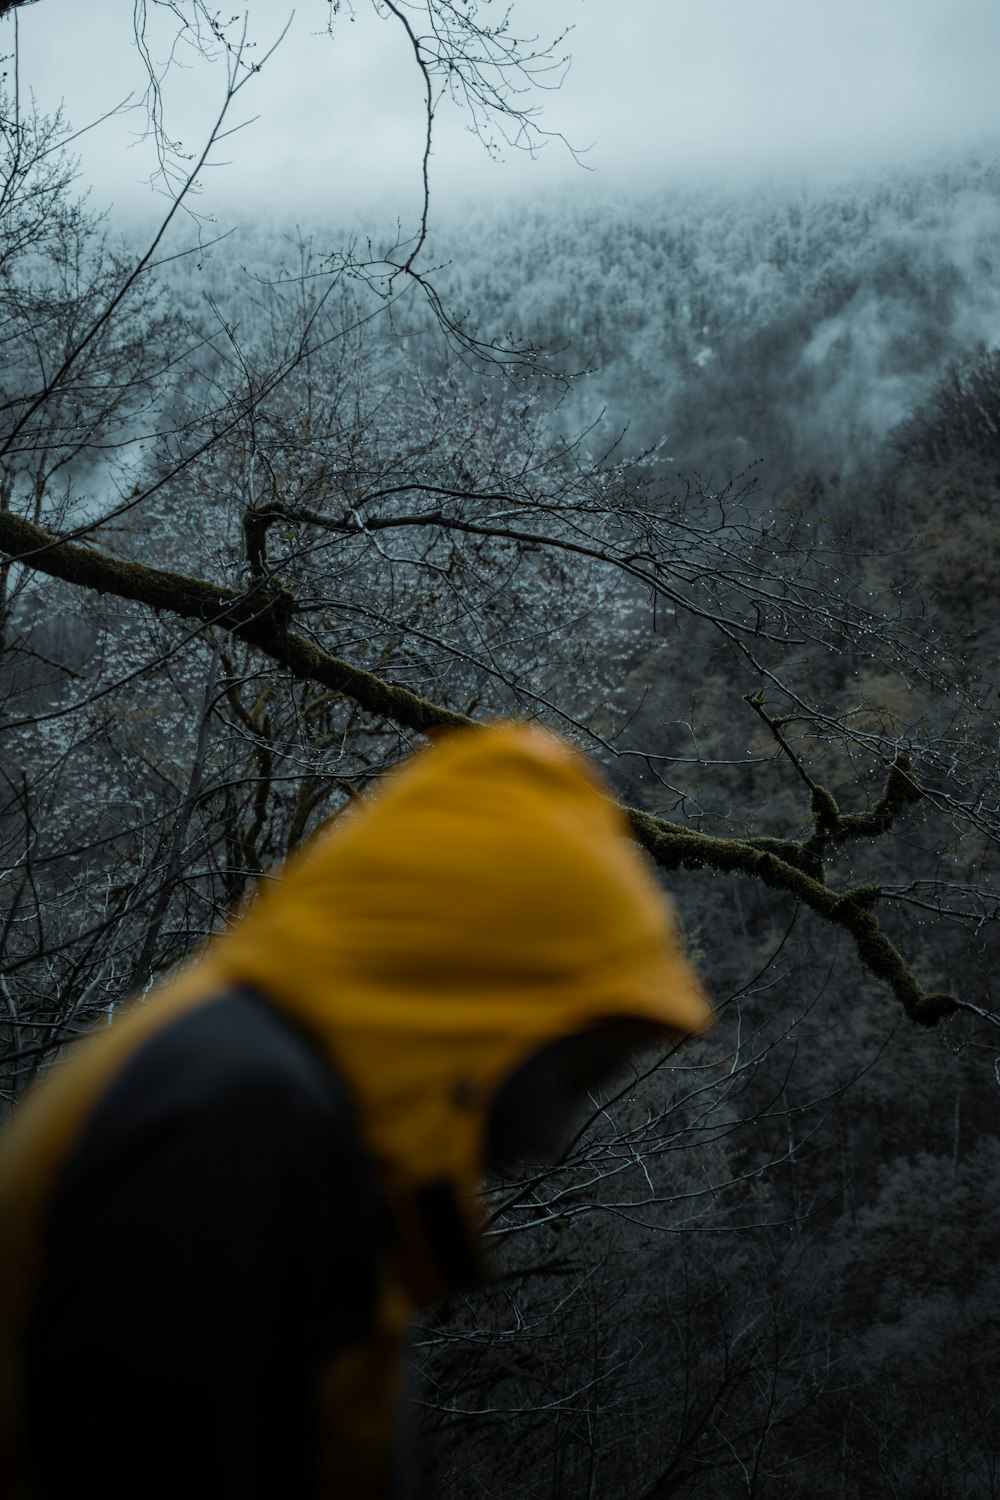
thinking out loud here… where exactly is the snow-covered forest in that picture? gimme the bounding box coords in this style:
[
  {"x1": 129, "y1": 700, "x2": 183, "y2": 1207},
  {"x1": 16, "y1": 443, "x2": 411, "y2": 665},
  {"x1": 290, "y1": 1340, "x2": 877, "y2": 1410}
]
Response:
[
  {"x1": 2, "y1": 2, "x2": 1000, "y2": 1495},
  {"x1": 174, "y1": 149, "x2": 1000, "y2": 476},
  {"x1": 434, "y1": 155, "x2": 1000, "y2": 482}
]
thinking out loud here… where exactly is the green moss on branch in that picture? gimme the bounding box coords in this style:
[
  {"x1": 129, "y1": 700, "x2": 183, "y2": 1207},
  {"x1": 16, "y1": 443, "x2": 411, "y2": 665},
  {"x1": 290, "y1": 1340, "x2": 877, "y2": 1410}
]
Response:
[{"x1": 2, "y1": 510, "x2": 955, "y2": 1025}]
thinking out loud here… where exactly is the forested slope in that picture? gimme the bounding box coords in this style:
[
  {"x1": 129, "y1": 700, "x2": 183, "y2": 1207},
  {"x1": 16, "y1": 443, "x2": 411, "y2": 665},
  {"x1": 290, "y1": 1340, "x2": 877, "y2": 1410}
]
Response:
[
  {"x1": 172, "y1": 148, "x2": 1000, "y2": 490},
  {"x1": 427, "y1": 151, "x2": 1000, "y2": 485}
]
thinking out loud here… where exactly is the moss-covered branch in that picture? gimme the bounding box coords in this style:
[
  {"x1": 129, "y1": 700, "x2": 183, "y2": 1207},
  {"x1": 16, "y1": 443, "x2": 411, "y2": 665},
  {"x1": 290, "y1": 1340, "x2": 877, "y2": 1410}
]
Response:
[
  {"x1": 2, "y1": 510, "x2": 956, "y2": 1024},
  {"x1": 0, "y1": 510, "x2": 470, "y2": 735},
  {"x1": 626, "y1": 807, "x2": 955, "y2": 1026}
]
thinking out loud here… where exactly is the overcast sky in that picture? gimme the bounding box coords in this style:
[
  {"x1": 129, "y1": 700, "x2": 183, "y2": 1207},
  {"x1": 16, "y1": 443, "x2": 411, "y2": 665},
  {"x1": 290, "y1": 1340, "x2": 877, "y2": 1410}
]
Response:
[{"x1": 15, "y1": 0, "x2": 1000, "y2": 225}]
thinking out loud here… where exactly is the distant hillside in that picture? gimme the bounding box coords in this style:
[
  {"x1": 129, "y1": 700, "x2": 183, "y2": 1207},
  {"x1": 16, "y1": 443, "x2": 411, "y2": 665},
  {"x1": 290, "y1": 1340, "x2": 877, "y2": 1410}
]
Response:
[
  {"x1": 158, "y1": 147, "x2": 1000, "y2": 490},
  {"x1": 424, "y1": 150, "x2": 1000, "y2": 482}
]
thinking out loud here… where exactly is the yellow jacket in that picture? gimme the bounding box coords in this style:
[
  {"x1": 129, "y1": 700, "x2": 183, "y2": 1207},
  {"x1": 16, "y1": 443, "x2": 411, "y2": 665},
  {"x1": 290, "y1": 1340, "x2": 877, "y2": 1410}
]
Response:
[{"x1": 0, "y1": 722, "x2": 710, "y2": 1493}]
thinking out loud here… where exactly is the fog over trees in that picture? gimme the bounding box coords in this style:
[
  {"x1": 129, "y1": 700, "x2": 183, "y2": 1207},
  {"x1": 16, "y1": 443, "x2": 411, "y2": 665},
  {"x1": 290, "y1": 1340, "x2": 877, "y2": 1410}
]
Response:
[{"x1": 2, "y1": 4, "x2": 999, "y2": 1495}]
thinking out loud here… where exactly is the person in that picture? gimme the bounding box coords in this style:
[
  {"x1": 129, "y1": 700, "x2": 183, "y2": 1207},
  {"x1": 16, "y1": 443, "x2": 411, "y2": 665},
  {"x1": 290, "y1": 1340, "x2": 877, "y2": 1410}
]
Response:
[{"x1": 0, "y1": 722, "x2": 711, "y2": 1498}]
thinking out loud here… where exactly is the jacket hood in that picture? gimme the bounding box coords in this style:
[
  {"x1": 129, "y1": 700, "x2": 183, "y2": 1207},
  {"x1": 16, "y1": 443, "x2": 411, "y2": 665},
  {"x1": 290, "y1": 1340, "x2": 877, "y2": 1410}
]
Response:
[
  {"x1": 0, "y1": 724, "x2": 708, "y2": 1468},
  {"x1": 210, "y1": 723, "x2": 711, "y2": 1234},
  {"x1": 0, "y1": 723, "x2": 710, "y2": 1310}
]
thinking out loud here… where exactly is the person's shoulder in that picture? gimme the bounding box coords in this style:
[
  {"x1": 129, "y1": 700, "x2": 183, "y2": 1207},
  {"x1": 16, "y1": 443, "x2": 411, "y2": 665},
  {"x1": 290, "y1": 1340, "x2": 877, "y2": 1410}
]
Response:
[
  {"x1": 72, "y1": 987, "x2": 356, "y2": 1172},
  {"x1": 147, "y1": 987, "x2": 346, "y2": 1121}
]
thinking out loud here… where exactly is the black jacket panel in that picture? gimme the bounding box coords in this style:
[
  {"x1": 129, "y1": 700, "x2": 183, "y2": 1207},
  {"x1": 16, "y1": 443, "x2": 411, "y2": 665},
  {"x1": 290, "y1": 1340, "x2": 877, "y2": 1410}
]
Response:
[{"x1": 23, "y1": 988, "x2": 381, "y2": 1500}]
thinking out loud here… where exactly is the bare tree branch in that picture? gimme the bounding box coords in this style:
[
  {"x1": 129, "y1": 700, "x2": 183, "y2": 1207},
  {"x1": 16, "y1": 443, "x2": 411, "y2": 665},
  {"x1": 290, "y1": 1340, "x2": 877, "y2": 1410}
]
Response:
[{"x1": 0, "y1": 508, "x2": 958, "y2": 1024}]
